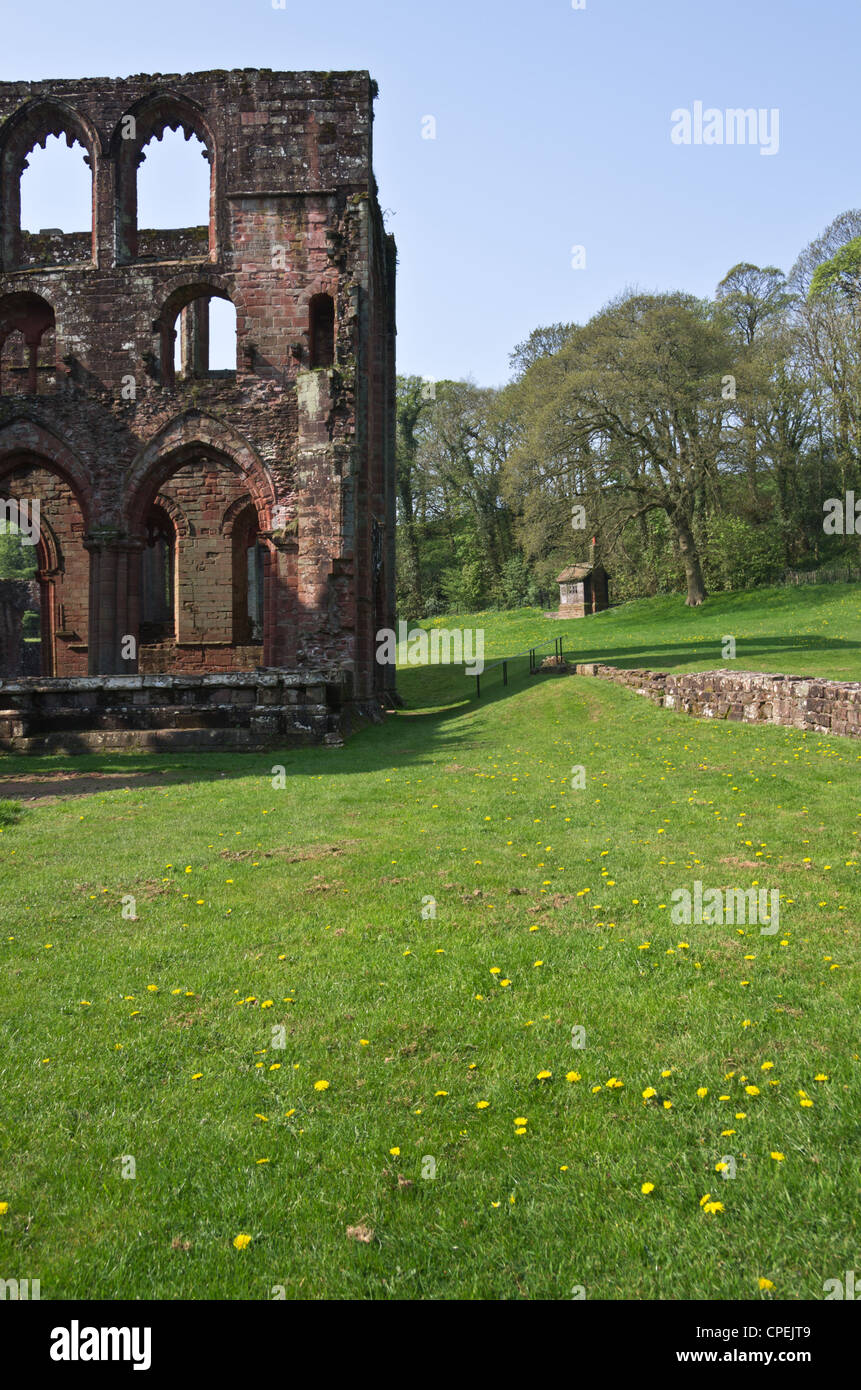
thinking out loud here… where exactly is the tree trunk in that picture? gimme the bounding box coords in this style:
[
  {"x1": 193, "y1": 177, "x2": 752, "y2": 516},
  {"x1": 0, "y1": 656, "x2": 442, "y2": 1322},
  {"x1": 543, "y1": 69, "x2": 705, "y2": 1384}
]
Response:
[{"x1": 674, "y1": 514, "x2": 707, "y2": 606}]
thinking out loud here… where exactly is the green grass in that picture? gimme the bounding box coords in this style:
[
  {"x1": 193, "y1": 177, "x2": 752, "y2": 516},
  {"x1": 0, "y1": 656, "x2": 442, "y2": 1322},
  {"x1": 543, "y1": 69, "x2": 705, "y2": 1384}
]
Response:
[
  {"x1": 0, "y1": 586, "x2": 858, "y2": 1299},
  {"x1": 408, "y1": 580, "x2": 861, "y2": 705}
]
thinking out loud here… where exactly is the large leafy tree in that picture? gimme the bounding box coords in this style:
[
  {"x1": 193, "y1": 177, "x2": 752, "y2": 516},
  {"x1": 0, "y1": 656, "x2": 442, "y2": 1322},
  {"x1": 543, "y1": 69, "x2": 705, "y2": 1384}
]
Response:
[{"x1": 506, "y1": 291, "x2": 737, "y2": 605}]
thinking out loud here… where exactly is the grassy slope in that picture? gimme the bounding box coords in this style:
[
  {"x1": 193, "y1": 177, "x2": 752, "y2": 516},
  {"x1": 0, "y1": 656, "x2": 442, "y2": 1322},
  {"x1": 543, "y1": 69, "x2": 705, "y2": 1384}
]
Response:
[
  {"x1": 410, "y1": 581, "x2": 861, "y2": 705},
  {"x1": 0, "y1": 587, "x2": 858, "y2": 1299}
]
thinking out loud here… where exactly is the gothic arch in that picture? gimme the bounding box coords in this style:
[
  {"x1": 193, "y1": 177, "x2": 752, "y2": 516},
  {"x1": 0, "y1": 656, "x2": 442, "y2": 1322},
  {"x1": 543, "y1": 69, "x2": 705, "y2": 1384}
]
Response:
[
  {"x1": 221, "y1": 492, "x2": 257, "y2": 538},
  {"x1": 0, "y1": 419, "x2": 92, "y2": 526},
  {"x1": 0, "y1": 438, "x2": 90, "y2": 676},
  {"x1": 111, "y1": 92, "x2": 217, "y2": 264},
  {"x1": 0, "y1": 98, "x2": 100, "y2": 269},
  {"x1": 139, "y1": 489, "x2": 191, "y2": 542},
  {"x1": 0, "y1": 292, "x2": 56, "y2": 395},
  {"x1": 124, "y1": 411, "x2": 274, "y2": 532}
]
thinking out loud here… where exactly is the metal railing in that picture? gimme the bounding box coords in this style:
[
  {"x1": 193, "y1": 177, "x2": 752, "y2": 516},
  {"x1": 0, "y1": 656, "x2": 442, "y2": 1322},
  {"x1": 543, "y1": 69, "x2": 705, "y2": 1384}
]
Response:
[{"x1": 473, "y1": 634, "x2": 566, "y2": 699}]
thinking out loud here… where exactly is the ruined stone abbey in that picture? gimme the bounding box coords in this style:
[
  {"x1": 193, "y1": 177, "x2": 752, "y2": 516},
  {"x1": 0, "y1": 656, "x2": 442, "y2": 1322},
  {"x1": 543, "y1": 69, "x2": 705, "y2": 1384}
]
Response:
[{"x1": 0, "y1": 68, "x2": 396, "y2": 749}]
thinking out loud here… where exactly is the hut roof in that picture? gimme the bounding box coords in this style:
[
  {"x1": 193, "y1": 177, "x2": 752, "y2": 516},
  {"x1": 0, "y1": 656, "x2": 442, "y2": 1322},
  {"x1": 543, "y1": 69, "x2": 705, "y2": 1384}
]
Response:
[{"x1": 557, "y1": 562, "x2": 606, "y2": 583}]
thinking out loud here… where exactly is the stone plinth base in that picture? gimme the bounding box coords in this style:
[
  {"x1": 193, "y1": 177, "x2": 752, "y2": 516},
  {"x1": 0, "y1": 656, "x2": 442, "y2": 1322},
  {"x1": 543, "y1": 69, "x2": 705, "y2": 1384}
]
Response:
[{"x1": 0, "y1": 670, "x2": 387, "y2": 753}]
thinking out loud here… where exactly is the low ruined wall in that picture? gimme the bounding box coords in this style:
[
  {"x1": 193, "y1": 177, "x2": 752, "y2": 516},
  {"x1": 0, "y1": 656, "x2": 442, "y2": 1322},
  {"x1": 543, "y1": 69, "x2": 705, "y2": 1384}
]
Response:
[
  {"x1": 0, "y1": 670, "x2": 364, "y2": 752},
  {"x1": 573, "y1": 665, "x2": 861, "y2": 740}
]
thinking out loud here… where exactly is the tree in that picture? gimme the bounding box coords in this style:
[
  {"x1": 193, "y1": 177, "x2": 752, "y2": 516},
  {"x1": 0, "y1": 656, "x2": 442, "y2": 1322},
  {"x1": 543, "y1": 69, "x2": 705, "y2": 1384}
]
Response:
[
  {"x1": 505, "y1": 292, "x2": 737, "y2": 605},
  {"x1": 509, "y1": 323, "x2": 576, "y2": 379},
  {"x1": 395, "y1": 375, "x2": 432, "y2": 616}
]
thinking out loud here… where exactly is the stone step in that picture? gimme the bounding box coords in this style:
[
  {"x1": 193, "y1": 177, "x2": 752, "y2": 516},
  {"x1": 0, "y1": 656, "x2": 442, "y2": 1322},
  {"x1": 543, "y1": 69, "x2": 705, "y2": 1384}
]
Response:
[{"x1": 0, "y1": 726, "x2": 322, "y2": 754}]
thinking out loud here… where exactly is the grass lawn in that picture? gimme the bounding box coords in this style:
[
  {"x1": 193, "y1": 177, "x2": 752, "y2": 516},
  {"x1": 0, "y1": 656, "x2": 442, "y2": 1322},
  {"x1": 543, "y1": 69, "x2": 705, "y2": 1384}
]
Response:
[
  {"x1": 407, "y1": 581, "x2": 861, "y2": 707},
  {"x1": 0, "y1": 585, "x2": 858, "y2": 1299}
]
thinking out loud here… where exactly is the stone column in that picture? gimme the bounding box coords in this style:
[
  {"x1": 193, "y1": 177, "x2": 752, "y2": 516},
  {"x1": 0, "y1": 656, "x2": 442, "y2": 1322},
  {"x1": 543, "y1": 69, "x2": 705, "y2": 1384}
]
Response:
[{"x1": 85, "y1": 535, "x2": 141, "y2": 674}]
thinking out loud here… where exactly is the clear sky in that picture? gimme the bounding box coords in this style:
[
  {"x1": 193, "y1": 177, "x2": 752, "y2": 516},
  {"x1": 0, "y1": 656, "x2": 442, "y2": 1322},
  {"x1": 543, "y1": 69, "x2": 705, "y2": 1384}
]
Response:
[{"x1": 4, "y1": 0, "x2": 860, "y2": 385}]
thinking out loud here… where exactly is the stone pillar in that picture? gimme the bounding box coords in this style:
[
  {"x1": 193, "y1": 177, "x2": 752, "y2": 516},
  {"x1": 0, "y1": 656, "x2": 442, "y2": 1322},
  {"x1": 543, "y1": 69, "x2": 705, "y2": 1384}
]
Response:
[
  {"x1": 261, "y1": 533, "x2": 297, "y2": 668},
  {"x1": 85, "y1": 537, "x2": 141, "y2": 674}
]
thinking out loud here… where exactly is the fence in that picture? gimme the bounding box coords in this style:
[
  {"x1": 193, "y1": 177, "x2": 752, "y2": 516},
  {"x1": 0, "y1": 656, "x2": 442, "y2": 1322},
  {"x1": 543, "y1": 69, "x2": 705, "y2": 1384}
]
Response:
[
  {"x1": 780, "y1": 565, "x2": 861, "y2": 586},
  {"x1": 472, "y1": 635, "x2": 566, "y2": 699}
]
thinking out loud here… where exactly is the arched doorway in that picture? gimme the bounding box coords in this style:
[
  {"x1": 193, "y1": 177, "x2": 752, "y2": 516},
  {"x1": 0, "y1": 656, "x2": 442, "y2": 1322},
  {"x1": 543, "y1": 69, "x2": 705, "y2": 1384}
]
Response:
[
  {"x1": 0, "y1": 458, "x2": 88, "y2": 676},
  {"x1": 130, "y1": 449, "x2": 271, "y2": 672}
]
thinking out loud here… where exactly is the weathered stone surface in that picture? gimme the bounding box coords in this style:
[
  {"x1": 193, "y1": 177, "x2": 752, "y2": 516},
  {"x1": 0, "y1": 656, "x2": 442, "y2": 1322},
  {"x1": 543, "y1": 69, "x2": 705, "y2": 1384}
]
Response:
[
  {"x1": 573, "y1": 665, "x2": 861, "y2": 741},
  {"x1": 0, "y1": 67, "x2": 397, "y2": 746}
]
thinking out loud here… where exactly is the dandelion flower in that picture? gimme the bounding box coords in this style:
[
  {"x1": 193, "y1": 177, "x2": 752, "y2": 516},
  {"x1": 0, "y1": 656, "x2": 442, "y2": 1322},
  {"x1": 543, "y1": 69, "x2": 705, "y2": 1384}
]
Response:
[
  {"x1": 233, "y1": 1233, "x2": 252, "y2": 1250},
  {"x1": 641, "y1": 1182, "x2": 655, "y2": 1195}
]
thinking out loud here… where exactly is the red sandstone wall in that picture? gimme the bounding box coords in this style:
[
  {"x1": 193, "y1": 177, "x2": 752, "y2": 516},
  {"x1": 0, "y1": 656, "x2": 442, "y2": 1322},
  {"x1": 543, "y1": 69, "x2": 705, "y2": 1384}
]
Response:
[
  {"x1": 0, "y1": 69, "x2": 396, "y2": 695},
  {"x1": 574, "y1": 664, "x2": 861, "y2": 740}
]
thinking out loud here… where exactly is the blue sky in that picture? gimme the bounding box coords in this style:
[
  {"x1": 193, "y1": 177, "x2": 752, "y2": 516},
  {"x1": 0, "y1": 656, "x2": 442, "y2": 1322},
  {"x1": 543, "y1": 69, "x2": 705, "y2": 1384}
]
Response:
[{"x1": 5, "y1": 0, "x2": 861, "y2": 385}]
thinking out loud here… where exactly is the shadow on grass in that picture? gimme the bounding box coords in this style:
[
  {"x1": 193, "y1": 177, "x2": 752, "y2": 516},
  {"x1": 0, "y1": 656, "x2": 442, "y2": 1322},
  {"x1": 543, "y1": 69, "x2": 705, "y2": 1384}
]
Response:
[{"x1": 0, "y1": 627, "x2": 857, "y2": 795}]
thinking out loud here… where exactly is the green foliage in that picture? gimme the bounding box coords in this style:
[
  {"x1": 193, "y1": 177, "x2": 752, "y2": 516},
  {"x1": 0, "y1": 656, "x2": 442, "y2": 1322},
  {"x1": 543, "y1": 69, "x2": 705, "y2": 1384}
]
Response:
[
  {"x1": 808, "y1": 236, "x2": 861, "y2": 301},
  {"x1": 0, "y1": 522, "x2": 37, "y2": 580},
  {"x1": 702, "y1": 514, "x2": 785, "y2": 591},
  {"x1": 493, "y1": 553, "x2": 541, "y2": 609}
]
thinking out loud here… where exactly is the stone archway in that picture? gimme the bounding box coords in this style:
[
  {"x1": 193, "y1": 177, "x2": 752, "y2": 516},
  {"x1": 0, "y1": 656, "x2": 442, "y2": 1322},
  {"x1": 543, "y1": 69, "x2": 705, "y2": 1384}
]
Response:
[
  {"x1": 0, "y1": 456, "x2": 89, "y2": 676},
  {"x1": 125, "y1": 417, "x2": 276, "y2": 672}
]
